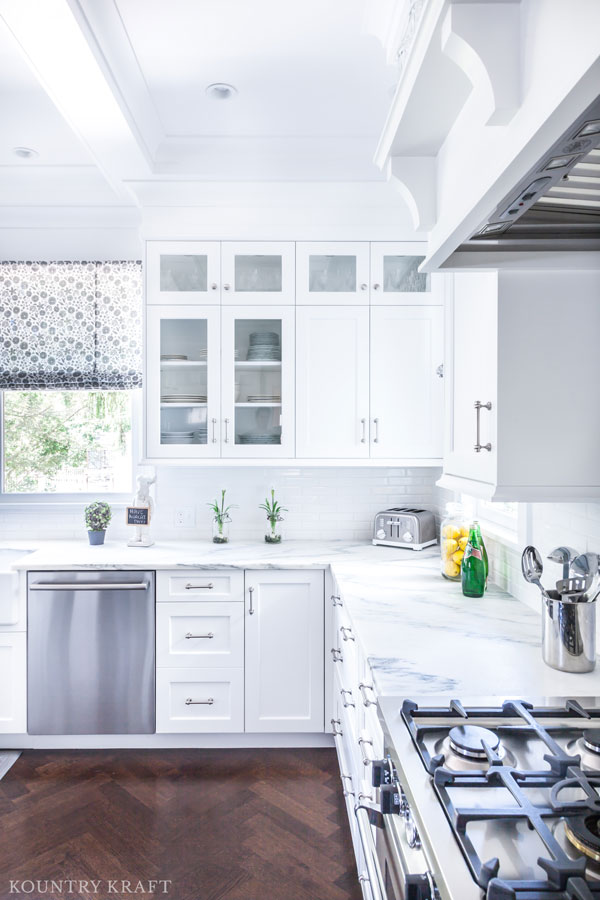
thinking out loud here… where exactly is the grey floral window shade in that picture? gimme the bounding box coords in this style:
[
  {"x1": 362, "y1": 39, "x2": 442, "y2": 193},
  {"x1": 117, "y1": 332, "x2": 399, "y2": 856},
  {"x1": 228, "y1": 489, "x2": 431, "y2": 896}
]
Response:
[{"x1": 0, "y1": 261, "x2": 142, "y2": 390}]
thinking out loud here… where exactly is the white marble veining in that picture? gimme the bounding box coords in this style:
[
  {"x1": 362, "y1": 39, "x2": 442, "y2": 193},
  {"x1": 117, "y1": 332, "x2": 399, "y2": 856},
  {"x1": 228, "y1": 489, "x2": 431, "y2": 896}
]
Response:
[{"x1": 6, "y1": 538, "x2": 600, "y2": 702}]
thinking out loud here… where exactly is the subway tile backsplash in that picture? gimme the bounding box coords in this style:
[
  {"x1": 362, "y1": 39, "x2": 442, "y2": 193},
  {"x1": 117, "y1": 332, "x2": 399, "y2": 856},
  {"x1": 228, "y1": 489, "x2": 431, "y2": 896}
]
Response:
[{"x1": 0, "y1": 467, "x2": 441, "y2": 543}]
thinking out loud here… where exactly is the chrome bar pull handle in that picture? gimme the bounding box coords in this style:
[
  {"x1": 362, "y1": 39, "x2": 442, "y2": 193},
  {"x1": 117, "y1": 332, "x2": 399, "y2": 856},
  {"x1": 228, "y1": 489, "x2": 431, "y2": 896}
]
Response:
[
  {"x1": 185, "y1": 698, "x2": 214, "y2": 706},
  {"x1": 29, "y1": 582, "x2": 148, "y2": 591},
  {"x1": 331, "y1": 594, "x2": 343, "y2": 607},
  {"x1": 373, "y1": 417, "x2": 379, "y2": 443},
  {"x1": 474, "y1": 401, "x2": 492, "y2": 452},
  {"x1": 185, "y1": 632, "x2": 214, "y2": 640},
  {"x1": 358, "y1": 736, "x2": 374, "y2": 766},
  {"x1": 331, "y1": 718, "x2": 343, "y2": 737},
  {"x1": 340, "y1": 688, "x2": 355, "y2": 708},
  {"x1": 224, "y1": 417, "x2": 230, "y2": 443},
  {"x1": 340, "y1": 625, "x2": 355, "y2": 642},
  {"x1": 248, "y1": 586, "x2": 254, "y2": 615},
  {"x1": 211, "y1": 417, "x2": 217, "y2": 444},
  {"x1": 360, "y1": 417, "x2": 366, "y2": 443},
  {"x1": 358, "y1": 682, "x2": 377, "y2": 707},
  {"x1": 185, "y1": 583, "x2": 214, "y2": 590},
  {"x1": 331, "y1": 647, "x2": 343, "y2": 663}
]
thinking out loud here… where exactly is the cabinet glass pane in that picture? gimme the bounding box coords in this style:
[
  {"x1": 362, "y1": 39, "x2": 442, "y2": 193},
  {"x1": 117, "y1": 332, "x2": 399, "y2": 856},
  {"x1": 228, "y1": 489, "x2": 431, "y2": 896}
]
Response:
[
  {"x1": 233, "y1": 319, "x2": 282, "y2": 446},
  {"x1": 383, "y1": 255, "x2": 429, "y2": 292},
  {"x1": 160, "y1": 255, "x2": 208, "y2": 292},
  {"x1": 160, "y1": 319, "x2": 208, "y2": 445},
  {"x1": 309, "y1": 255, "x2": 356, "y2": 292},
  {"x1": 234, "y1": 255, "x2": 282, "y2": 292}
]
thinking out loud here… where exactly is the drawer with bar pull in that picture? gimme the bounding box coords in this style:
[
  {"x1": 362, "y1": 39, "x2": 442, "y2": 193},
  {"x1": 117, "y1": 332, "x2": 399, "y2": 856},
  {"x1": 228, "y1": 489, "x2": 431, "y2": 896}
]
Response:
[
  {"x1": 156, "y1": 667, "x2": 244, "y2": 733},
  {"x1": 156, "y1": 601, "x2": 244, "y2": 668},
  {"x1": 156, "y1": 570, "x2": 244, "y2": 602}
]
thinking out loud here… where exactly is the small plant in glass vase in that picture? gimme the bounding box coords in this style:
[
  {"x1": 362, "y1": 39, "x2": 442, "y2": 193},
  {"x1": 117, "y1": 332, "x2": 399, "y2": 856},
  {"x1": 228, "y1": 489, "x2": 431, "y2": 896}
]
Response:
[
  {"x1": 84, "y1": 501, "x2": 112, "y2": 545},
  {"x1": 208, "y1": 489, "x2": 237, "y2": 544},
  {"x1": 259, "y1": 489, "x2": 288, "y2": 544}
]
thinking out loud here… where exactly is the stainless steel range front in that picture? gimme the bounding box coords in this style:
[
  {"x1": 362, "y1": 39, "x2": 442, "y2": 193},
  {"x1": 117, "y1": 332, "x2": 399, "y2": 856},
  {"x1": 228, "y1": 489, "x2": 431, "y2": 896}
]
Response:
[{"x1": 377, "y1": 696, "x2": 600, "y2": 900}]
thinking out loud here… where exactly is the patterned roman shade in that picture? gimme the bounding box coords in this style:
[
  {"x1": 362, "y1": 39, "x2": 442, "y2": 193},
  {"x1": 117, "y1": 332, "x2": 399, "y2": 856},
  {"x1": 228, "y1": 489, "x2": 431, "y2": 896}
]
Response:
[{"x1": 0, "y1": 261, "x2": 142, "y2": 390}]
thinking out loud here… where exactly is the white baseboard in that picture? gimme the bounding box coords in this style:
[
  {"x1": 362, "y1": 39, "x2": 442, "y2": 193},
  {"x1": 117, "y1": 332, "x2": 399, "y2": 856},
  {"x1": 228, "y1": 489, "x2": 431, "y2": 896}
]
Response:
[{"x1": 0, "y1": 733, "x2": 334, "y2": 750}]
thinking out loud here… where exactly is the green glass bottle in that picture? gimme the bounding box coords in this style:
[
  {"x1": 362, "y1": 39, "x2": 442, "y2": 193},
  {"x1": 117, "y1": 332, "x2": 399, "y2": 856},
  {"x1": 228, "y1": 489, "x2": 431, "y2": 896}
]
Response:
[
  {"x1": 461, "y1": 524, "x2": 486, "y2": 598},
  {"x1": 473, "y1": 520, "x2": 489, "y2": 589}
]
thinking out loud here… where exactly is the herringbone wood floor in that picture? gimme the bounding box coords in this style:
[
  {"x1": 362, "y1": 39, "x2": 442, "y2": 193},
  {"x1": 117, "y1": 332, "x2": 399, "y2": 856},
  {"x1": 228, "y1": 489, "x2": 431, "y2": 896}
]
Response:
[{"x1": 0, "y1": 750, "x2": 361, "y2": 900}]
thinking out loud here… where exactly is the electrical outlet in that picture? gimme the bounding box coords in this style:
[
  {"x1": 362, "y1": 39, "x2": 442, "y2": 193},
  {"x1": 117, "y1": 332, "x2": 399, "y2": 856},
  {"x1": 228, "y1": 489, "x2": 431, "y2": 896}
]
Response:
[{"x1": 174, "y1": 507, "x2": 195, "y2": 528}]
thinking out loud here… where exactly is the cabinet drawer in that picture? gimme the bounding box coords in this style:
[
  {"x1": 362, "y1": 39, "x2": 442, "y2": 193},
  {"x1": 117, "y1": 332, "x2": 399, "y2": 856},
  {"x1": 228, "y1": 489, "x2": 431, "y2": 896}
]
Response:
[
  {"x1": 157, "y1": 601, "x2": 244, "y2": 668},
  {"x1": 157, "y1": 570, "x2": 244, "y2": 602},
  {"x1": 156, "y1": 667, "x2": 244, "y2": 733}
]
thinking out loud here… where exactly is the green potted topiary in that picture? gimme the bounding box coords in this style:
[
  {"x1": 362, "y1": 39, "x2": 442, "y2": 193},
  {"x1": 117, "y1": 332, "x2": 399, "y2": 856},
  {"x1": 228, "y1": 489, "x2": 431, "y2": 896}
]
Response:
[{"x1": 84, "y1": 501, "x2": 112, "y2": 545}]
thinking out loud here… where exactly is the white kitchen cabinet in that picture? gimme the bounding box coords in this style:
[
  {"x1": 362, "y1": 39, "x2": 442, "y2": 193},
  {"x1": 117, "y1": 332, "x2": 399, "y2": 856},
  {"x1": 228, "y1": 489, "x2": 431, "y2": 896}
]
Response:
[
  {"x1": 296, "y1": 242, "x2": 370, "y2": 305},
  {"x1": 369, "y1": 243, "x2": 444, "y2": 306},
  {"x1": 146, "y1": 241, "x2": 221, "y2": 305},
  {"x1": 221, "y1": 242, "x2": 295, "y2": 305},
  {"x1": 296, "y1": 306, "x2": 370, "y2": 458},
  {"x1": 0, "y1": 632, "x2": 26, "y2": 734},
  {"x1": 245, "y1": 570, "x2": 324, "y2": 733},
  {"x1": 146, "y1": 305, "x2": 221, "y2": 458},
  {"x1": 156, "y1": 601, "x2": 244, "y2": 668},
  {"x1": 440, "y1": 269, "x2": 600, "y2": 500},
  {"x1": 221, "y1": 306, "x2": 295, "y2": 457},
  {"x1": 156, "y1": 667, "x2": 244, "y2": 733},
  {"x1": 369, "y1": 306, "x2": 444, "y2": 459}
]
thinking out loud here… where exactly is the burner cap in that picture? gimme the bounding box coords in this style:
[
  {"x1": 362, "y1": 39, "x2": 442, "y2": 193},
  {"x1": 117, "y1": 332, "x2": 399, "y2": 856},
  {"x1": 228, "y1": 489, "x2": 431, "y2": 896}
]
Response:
[
  {"x1": 583, "y1": 730, "x2": 600, "y2": 755},
  {"x1": 565, "y1": 815, "x2": 600, "y2": 862},
  {"x1": 449, "y1": 725, "x2": 501, "y2": 760}
]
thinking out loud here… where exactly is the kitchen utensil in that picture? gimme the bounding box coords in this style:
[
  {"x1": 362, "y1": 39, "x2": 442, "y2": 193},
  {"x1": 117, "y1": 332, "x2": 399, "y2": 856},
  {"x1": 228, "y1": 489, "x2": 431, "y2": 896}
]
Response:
[
  {"x1": 555, "y1": 574, "x2": 593, "y2": 596},
  {"x1": 541, "y1": 589, "x2": 596, "y2": 673},
  {"x1": 572, "y1": 552, "x2": 600, "y2": 576},
  {"x1": 521, "y1": 546, "x2": 548, "y2": 598},
  {"x1": 547, "y1": 546, "x2": 580, "y2": 580},
  {"x1": 372, "y1": 508, "x2": 436, "y2": 551}
]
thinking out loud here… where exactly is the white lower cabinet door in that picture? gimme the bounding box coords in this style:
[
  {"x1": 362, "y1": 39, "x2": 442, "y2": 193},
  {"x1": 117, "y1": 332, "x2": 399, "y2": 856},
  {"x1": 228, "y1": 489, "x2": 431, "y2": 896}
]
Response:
[
  {"x1": 245, "y1": 570, "x2": 325, "y2": 733},
  {"x1": 156, "y1": 667, "x2": 244, "y2": 733},
  {"x1": 296, "y1": 306, "x2": 370, "y2": 458},
  {"x1": 0, "y1": 632, "x2": 26, "y2": 734},
  {"x1": 369, "y1": 305, "x2": 444, "y2": 459},
  {"x1": 156, "y1": 602, "x2": 244, "y2": 668}
]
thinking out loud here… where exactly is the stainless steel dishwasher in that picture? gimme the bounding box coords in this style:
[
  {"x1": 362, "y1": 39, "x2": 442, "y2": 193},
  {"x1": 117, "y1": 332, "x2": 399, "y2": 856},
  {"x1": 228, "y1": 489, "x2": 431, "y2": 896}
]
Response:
[{"x1": 28, "y1": 571, "x2": 155, "y2": 735}]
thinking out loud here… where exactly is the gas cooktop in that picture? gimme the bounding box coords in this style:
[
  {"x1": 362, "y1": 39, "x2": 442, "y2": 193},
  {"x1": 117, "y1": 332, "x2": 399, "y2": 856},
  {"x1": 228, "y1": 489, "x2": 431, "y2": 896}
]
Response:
[{"x1": 378, "y1": 696, "x2": 600, "y2": 900}]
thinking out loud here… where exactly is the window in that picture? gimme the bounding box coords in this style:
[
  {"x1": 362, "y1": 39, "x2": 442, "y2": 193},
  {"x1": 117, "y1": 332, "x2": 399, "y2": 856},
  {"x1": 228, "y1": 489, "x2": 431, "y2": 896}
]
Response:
[
  {"x1": 1, "y1": 390, "x2": 138, "y2": 494},
  {"x1": 462, "y1": 494, "x2": 519, "y2": 538}
]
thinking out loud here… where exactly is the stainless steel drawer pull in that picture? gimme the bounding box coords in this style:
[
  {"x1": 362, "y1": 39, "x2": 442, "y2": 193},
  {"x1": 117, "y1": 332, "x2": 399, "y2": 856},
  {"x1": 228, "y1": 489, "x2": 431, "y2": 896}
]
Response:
[
  {"x1": 330, "y1": 718, "x2": 343, "y2": 736},
  {"x1": 30, "y1": 582, "x2": 148, "y2": 591},
  {"x1": 340, "y1": 773, "x2": 354, "y2": 797},
  {"x1": 360, "y1": 417, "x2": 366, "y2": 443},
  {"x1": 185, "y1": 698, "x2": 214, "y2": 706},
  {"x1": 224, "y1": 417, "x2": 230, "y2": 443},
  {"x1": 474, "y1": 400, "x2": 492, "y2": 452},
  {"x1": 185, "y1": 583, "x2": 214, "y2": 590},
  {"x1": 358, "y1": 683, "x2": 377, "y2": 707},
  {"x1": 340, "y1": 688, "x2": 355, "y2": 708},
  {"x1": 373, "y1": 417, "x2": 380, "y2": 443},
  {"x1": 331, "y1": 648, "x2": 343, "y2": 663},
  {"x1": 340, "y1": 625, "x2": 355, "y2": 642},
  {"x1": 331, "y1": 594, "x2": 343, "y2": 607},
  {"x1": 354, "y1": 807, "x2": 386, "y2": 900},
  {"x1": 185, "y1": 632, "x2": 214, "y2": 640},
  {"x1": 211, "y1": 418, "x2": 217, "y2": 444},
  {"x1": 358, "y1": 736, "x2": 374, "y2": 766},
  {"x1": 248, "y1": 586, "x2": 255, "y2": 615}
]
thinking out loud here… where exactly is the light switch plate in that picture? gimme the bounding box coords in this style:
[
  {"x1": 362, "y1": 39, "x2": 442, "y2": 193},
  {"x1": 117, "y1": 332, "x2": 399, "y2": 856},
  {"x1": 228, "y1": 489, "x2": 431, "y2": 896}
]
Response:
[{"x1": 174, "y1": 507, "x2": 195, "y2": 527}]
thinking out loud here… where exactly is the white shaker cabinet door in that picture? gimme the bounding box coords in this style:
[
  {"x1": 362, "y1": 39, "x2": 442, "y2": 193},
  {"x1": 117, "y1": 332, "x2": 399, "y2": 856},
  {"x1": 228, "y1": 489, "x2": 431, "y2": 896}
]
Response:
[
  {"x1": 370, "y1": 306, "x2": 444, "y2": 459},
  {"x1": 296, "y1": 306, "x2": 370, "y2": 458},
  {"x1": 221, "y1": 242, "x2": 295, "y2": 305},
  {"x1": 146, "y1": 241, "x2": 221, "y2": 305},
  {"x1": 0, "y1": 633, "x2": 26, "y2": 734},
  {"x1": 296, "y1": 242, "x2": 370, "y2": 305},
  {"x1": 245, "y1": 570, "x2": 324, "y2": 733}
]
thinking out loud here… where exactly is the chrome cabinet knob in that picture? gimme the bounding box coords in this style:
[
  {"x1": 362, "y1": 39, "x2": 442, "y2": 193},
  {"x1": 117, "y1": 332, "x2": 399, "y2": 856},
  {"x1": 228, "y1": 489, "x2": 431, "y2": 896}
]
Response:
[
  {"x1": 373, "y1": 283, "x2": 381, "y2": 290},
  {"x1": 223, "y1": 283, "x2": 231, "y2": 291},
  {"x1": 210, "y1": 283, "x2": 218, "y2": 290},
  {"x1": 360, "y1": 283, "x2": 368, "y2": 291}
]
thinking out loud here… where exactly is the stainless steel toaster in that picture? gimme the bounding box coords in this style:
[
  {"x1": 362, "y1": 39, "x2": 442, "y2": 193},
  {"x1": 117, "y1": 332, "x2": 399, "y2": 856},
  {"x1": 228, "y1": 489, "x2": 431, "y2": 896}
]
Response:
[{"x1": 372, "y1": 507, "x2": 437, "y2": 550}]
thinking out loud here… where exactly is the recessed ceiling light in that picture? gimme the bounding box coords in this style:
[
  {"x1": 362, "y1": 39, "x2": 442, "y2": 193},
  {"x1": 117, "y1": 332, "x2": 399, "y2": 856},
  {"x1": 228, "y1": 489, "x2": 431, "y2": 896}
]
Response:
[
  {"x1": 205, "y1": 83, "x2": 237, "y2": 101},
  {"x1": 13, "y1": 146, "x2": 38, "y2": 159}
]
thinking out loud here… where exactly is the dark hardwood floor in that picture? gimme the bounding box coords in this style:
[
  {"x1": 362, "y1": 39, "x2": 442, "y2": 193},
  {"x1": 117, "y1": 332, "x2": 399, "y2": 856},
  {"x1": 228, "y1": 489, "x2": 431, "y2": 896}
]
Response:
[{"x1": 0, "y1": 749, "x2": 362, "y2": 900}]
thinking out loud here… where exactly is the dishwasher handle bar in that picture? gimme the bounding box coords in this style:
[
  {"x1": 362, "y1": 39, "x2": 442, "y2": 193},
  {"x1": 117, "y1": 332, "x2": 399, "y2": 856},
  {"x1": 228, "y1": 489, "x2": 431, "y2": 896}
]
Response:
[{"x1": 29, "y1": 581, "x2": 150, "y2": 591}]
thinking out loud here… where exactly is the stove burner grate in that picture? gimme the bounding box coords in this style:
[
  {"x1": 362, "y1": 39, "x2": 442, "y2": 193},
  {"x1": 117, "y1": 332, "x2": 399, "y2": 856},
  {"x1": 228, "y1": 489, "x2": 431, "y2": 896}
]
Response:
[{"x1": 449, "y1": 724, "x2": 501, "y2": 760}]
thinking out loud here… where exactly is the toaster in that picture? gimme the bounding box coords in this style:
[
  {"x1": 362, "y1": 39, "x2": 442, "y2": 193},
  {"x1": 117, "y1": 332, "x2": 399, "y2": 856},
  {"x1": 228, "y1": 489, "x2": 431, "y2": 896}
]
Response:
[{"x1": 372, "y1": 507, "x2": 437, "y2": 550}]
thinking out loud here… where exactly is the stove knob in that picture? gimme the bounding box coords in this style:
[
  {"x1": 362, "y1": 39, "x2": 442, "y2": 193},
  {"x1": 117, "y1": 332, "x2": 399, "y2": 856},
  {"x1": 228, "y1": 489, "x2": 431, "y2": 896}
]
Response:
[
  {"x1": 380, "y1": 783, "x2": 401, "y2": 815},
  {"x1": 402, "y1": 530, "x2": 413, "y2": 543},
  {"x1": 404, "y1": 808, "x2": 421, "y2": 849},
  {"x1": 404, "y1": 873, "x2": 437, "y2": 900}
]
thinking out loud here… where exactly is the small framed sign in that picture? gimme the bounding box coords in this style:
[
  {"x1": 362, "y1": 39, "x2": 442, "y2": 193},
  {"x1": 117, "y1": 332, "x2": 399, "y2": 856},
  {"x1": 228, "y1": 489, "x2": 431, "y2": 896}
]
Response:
[{"x1": 126, "y1": 506, "x2": 150, "y2": 526}]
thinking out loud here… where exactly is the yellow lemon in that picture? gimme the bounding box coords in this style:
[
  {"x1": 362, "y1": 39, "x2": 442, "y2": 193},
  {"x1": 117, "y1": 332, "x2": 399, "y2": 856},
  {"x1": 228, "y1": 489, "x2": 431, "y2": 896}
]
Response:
[
  {"x1": 444, "y1": 560, "x2": 460, "y2": 578},
  {"x1": 460, "y1": 526, "x2": 470, "y2": 538},
  {"x1": 444, "y1": 538, "x2": 458, "y2": 557},
  {"x1": 452, "y1": 550, "x2": 464, "y2": 565},
  {"x1": 458, "y1": 536, "x2": 468, "y2": 551}
]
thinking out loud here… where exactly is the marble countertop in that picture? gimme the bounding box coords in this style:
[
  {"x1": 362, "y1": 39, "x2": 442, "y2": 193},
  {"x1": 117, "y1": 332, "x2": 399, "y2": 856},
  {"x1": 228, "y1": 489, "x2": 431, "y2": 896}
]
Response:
[{"x1": 5, "y1": 538, "x2": 599, "y2": 700}]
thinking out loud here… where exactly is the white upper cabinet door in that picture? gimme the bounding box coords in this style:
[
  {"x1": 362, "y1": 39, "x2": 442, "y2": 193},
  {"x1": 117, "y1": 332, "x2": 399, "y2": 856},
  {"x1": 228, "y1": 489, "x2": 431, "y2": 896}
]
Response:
[
  {"x1": 146, "y1": 241, "x2": 221, "y2": 305},
  {"x1": 370, "y1": 243, "x2": 445, "y2": 306},
  {"x1": 296, "y1": 306, "x2": 370, "y2": 458},
  {"x1": 221, "y1": 242, "x2": 295, "y2": 305},
  {"x1": 445, "y1": 273, "x2": 498, "y2": 484},
  {"x1": 370, "y1": 307, "x2": 444, "y2": 459},
  {"x1": 221, "y1": 306, "x2": 295, "y2": 458},
  {"x1": 146, "y1": 305, "x2": 221, "y2": 458},
  {"x1": 296, "y1": 242, "x2": 370, "y2": 305},
  {"x1": 245, "y1": 570, "x2": 324, "y2": 733}
]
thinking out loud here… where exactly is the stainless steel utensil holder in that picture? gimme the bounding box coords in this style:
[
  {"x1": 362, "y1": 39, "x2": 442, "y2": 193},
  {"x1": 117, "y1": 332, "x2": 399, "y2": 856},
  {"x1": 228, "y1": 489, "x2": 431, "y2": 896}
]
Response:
[{"x1": 542, "y1": 592, "x2": 596, "y2": 673}]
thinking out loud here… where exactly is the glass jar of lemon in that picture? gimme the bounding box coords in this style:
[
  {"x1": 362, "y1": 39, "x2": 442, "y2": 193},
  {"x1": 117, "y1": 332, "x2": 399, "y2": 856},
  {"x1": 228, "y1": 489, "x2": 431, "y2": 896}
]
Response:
[{"x1": 441, "y1": 502, "x2": 470, "y2": 580}]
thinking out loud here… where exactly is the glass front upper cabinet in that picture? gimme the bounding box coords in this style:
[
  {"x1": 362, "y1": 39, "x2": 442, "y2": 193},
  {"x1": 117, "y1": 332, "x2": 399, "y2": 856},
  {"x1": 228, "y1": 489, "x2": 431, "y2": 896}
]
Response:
[
  {"x1": 221, "y1": 307, "x2": 295, "y2": 458},
  {"x1": 146, "y1": 241, "x2": 221, "y2": 305},
  {"x1": 146, "y1": 306, "x2": 220, "y2": 458},
  {"x1": 221, "y1": 242, "x2": 295, "y2": 305},
  {"x1": 296, "y1": 242, "x2": 370, "y2": 305},
  {"x1": 369, "y1": 243, "x2": 443, "y2": 305}
]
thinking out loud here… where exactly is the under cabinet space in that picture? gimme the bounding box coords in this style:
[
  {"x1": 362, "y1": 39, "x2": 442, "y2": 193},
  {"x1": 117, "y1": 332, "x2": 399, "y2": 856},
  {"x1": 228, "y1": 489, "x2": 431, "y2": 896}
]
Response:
[
  {"x1": 157, "y1": 601, "x2": 244, "y2": 668},
  {"x1": 157, "y1": 570, "x2": 244, "y2": 602},
  {"x1": 156, "y1": 667, "x2": 244, "y2": 733}
]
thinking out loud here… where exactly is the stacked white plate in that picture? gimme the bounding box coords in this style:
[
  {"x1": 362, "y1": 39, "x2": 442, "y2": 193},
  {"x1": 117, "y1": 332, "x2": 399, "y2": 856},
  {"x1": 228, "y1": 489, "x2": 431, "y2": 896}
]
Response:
[
  {"x1": 197, "y1": 349, "x2": 208, "y2": 360},
  {"x1": 246, "y1": 331, "x2": 281, "y2": 361},
  {"x1": 237, "y1": 433, "x2": 281, "y2": 444},
  {"x1": 161, "y1": 431, "x2": 195, "y2": 444},
  {"x1": 161, "y1": 395, "x2": 207, "y2": 404},
  {"x1": 246, "y1": 395, "x2": 281, "y2": 403},
  {"x1": 161, "y1": 354, "x2": 188, "y2": 361}
]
